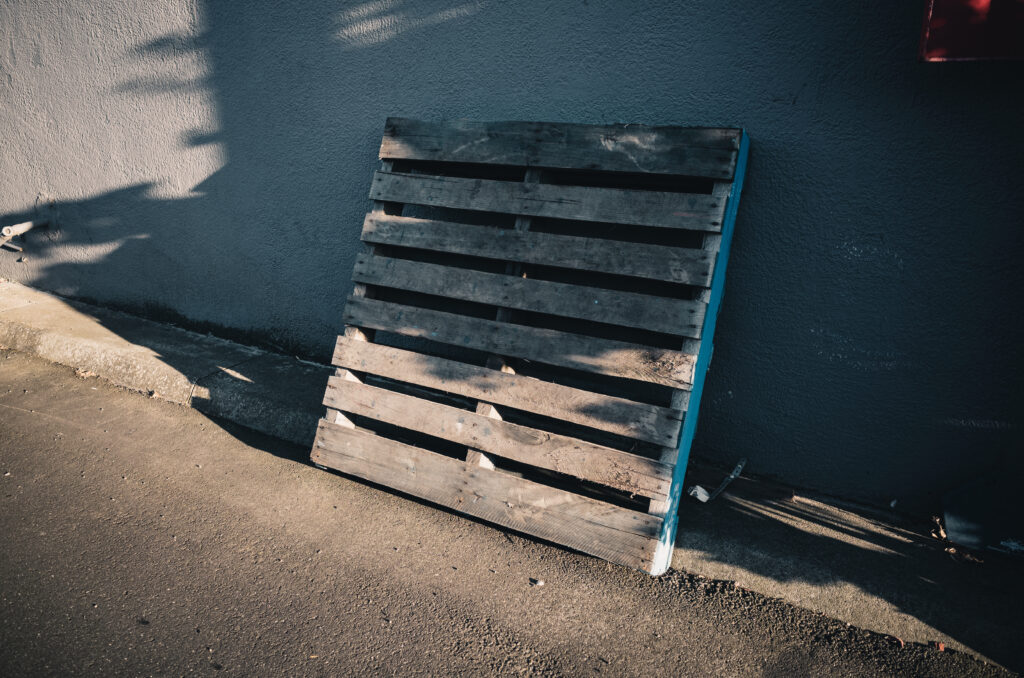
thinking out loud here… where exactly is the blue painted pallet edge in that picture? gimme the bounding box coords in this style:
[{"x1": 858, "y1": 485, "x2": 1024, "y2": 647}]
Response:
[{"x1": 650, "y1": 130, "x2": 750, "y2": 575}]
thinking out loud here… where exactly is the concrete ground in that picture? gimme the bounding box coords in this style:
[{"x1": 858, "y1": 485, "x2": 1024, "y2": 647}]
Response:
[
  {"x1": 2, "y1": 280, "x2": 1022, "y2": 674},
  {"x1": 671, "y1": 475, "x2": 1024, "y2": 673},
  {"x1": 0, "y1": 349, "x2": 1011, "y2": 677}
]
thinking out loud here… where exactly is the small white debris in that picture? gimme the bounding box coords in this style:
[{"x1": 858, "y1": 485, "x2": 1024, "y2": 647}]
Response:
[{"x1": 688, "y1": 485, "x2": 711, "y2": 502}]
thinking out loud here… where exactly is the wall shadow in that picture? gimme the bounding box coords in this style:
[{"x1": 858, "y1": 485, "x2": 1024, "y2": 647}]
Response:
[
  {"x1": 673, "y1": 472, "x2": 1024, "y2": 671},
  {"x1": 2, "y1": 1, "x2": 488, "y2": 451}
]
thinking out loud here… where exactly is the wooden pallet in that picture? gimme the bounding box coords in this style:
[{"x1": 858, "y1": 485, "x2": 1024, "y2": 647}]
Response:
[{"x1": 312, "y1": 118, "x2": 749, "y2": 574}]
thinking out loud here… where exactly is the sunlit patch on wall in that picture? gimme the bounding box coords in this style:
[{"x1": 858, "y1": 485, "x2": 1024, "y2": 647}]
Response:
[{"x1": 334, "y1": 0, "x2": 486, "y2": 49}]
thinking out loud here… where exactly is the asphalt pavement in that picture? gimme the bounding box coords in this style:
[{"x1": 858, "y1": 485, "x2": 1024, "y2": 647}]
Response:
[{"x1": 0, "y1": 350, "x2": 1011, "y2": 677}]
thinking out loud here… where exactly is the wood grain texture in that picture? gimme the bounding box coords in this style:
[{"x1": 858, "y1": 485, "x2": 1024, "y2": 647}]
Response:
[
  {"x1": 313, "y1": 420, "x2": 659, "y2": 569},
  {"x1": 342, "y1": 296, "x2": 698, "y2": 389},
  {"x1": 379, "y1": 117, "x2": 740, "y2": 179},
  {"x1": 312, "y1": 118, "x2": 748, "y2": 575},
  {"x1": 332, "y1": 337, "x2": 683, "y2": 446},
  {"x1": 323, "y1": 376, "x2": 672, "y2": 498},
  {"x1": 362, "y1": 214, "x2": 717, "y2": 286},
  {"x1": 369, "y1": 172, "x2": 728, "y2": 231},
  {"x1": 467, "y1": 168, "x2": 544, "y2": 468},
  {"x1": 352, "y1": 254, "x2": 707, "y2": 337},
  {"x1": 327, "y1": 157, "x2": 398, "y2": 429}
]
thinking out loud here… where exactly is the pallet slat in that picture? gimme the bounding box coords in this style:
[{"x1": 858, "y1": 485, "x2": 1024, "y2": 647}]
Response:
[
  {"x1": 314, "y1": 420, "x2": 659, "y2": 570},
  {"x1": 324, "y1": 376, "x2": 672, "y2": 499},
  {"x1": 352, "y1": 254, "x2": 707, "y2": 337},
  {"x1": 361, "y1": 214, "x2": 717, "y2": 286},
  {"x1": 380, "y1": 117, "x2": 740, "y2": 179},
  {"x1": 649, "y1": 132, "x2": 750, "y2": 575},
  {"x1": 312, "y1": 118, "x2": 749, "y2": 575},
  {"x1": 332, "y1": 337, "x2": 684, "y2": 446},
  {"x1": 342, "y1": 296, "x2": 698, "y2": 389},
  {"x1": 369, "y1": 172, "x2": 728, "y2": 231}
]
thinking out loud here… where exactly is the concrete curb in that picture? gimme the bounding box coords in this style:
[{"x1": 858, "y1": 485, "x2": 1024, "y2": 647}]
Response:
[
  {"x1": 2, "y1": 280, "x2": 1020, "y2": 671},
  {"x1": 0, "y1": 280, "x2": 331, "y2": 446}
]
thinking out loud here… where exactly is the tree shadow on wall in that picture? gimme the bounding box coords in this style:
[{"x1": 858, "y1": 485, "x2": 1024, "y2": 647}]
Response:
[{"x1": 2, "y1": 0, "x2": 491, "y2": 452}]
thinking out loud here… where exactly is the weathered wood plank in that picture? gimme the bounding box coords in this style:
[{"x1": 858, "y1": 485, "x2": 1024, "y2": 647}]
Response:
[
  {"x1": 361, "y1": 214, "x2": 717, "y2": 287},
  {"x1": 328, "y1": 158, "x2": 402, "y2": 430},
  {"x1": 313, "y1": 420, "x2": 659, "y2": 569},
  {"x1": 342, "y1": 296, "x2": 698, "y2": 390},
  {"x1": 380, "y1": 118, "x2": 740, "y2": 179},
  {"x1": 369, "y1": 172, "x2": 727, "y2": 231},
  {"x1": 352, "y1": 254, "x2": 707, "y2": 338},
  {"x1": 313, "y1": 118, "x2": 748, "y2": 576},
  {"x1": 467, "y1": 168, "x2": 545, "y2": 469},
  {"x1": 332, "y1": 337, "x2": 683, "y2": 446},
  {"x1": 323, "y1": 377, "x2": 672, "y2": 498}
]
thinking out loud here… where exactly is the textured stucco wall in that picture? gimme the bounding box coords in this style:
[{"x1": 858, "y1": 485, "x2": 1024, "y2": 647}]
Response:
[{"x1": 1, "y1": 0, "x2": 1021, "y2": 513}]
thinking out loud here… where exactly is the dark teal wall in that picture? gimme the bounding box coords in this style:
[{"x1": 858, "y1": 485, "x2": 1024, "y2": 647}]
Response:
[{"x1": 2, "y1": 1, "x2": 1021, "y2": 512}]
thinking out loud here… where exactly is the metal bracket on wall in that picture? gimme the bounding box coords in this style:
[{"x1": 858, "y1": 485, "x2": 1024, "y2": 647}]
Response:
[
  {"x1": 688, "y1": 458, "x2": 747, "y2": 503},
  {"x1": 1, "y1": 219, "x2": 50, "y2": 252}
]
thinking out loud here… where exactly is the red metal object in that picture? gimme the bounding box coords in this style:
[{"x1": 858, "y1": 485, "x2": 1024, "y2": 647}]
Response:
[{"x1": 920, "y1": 0, "x2": 1024, "y2": 61}]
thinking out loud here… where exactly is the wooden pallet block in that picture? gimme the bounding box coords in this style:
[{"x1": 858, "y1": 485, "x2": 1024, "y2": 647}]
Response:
[{"x1": 312, "y1": 117, "x2": 749, "y2": 574}]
